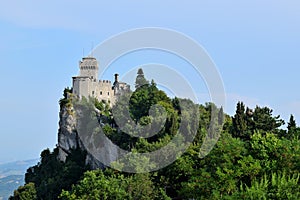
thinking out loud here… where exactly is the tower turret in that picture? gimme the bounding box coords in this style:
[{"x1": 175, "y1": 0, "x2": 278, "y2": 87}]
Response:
[{"x1": 79, "y1": 57, "x2": 98, "y2": 81}]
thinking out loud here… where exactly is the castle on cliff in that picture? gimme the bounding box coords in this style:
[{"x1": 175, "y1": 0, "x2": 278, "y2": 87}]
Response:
[
  {"x1": 72, "y1": 57, "x2": 130, "y2": 105},
  {"x1": 58, "y1": 56, "x2": 130, "y2": 165}
]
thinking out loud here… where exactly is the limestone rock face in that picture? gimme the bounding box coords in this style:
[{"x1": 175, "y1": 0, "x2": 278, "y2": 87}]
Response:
[
  {"x1": 57, "y1": 104, "x2": 105, "y2": 169},
  {"x1": 57, "y1": 106, "x2": 77, "y2": 162}
]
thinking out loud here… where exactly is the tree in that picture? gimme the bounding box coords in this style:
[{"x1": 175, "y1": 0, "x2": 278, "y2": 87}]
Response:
[
  {"x1": 60, "y1": 170, "x2": 168, "y2": 200},
  {"x1": 178, "y1": 133, "x2": 256, "y2": 199},
  {"x1": 60, "y1": 170, "x2": 128, "y2": 200},
  {"x1": 252, "y1": 106, "x2": 285, "y2": 134},
  {"x1": 288, "y1": 115, "x2": 296, "y2": 132},
  {"x1": 9, "y1": 183, "x2": 37, "y2": 200},
  {"x1": 287, "y1": 114, "x2": 297, "y2": 139},
  {"x1": 20, "y1": 147, "x2": 88, "y2": 200},
  {"x1": 130, "y1": 79, "x2": 170, "y2": 121},
  {"x1": 232, "y1": 102, "x2": 248, "y2": 140},
  {"x1": 229, "y1": 172, "x2": 300, "y2": 199},
  {"x1": 59, "y1": 87, "x2": 73, "y2": 109},
  {"x1": 218, "y1": 106, "x2": 224, "y2": 125},
  {"x1": 245, "y1": 107, "x2": 255, "y2": 131},
  {"x1": 135, "y1": 68, "x2": 149, "y2": 89},
  {"x1": 250, "y1": 131, "x2": 300, "y2": 174}
]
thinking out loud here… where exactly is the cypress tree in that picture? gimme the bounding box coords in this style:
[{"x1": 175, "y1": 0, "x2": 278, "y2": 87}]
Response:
[
  {"x1": 135, "y1": 68, "x2": 149, "y2": 89},
  {"x1": 287, "y1": 114, "x2": 297, "y2": 139},
  {"x1": 232, "y1": 102, "x2": 248, "y2": 140}
]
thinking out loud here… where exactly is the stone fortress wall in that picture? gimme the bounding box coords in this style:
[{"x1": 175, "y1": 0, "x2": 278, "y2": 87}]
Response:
[{"x1": 72, "y1": 57, "x2": 130, "y2": 105}]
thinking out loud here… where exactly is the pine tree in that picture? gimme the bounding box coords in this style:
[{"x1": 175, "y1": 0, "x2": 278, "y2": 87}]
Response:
[{"x1": 252, "y1": 106, "x2": 285, "y2": 134}]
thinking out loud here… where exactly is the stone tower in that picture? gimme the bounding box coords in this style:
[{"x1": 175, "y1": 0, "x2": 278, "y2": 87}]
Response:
[{"x1": 79, "y1": 57, "x2": 98, "y2": 81}]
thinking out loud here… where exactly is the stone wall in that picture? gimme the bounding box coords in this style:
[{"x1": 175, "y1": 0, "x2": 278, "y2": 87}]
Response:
[
  {"x1": 72, "y1": 57, "x2": 119, "y2": 105},
  {"x1": 72, "y1": 77, "x2": 90, "y2": 98},
  {"x1": 91, "y1": 80, "x2": 115, "y2": 105}
]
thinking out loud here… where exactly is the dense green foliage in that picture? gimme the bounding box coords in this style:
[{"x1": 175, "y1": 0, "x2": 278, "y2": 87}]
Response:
[
  {"x1": 60, "y1": 170, "x2": 170, "y2": 200},
  {"x1": 10, "y1": 148, "x2": 88, "y2": 200},
  {"x1": 11, "y1": 70, "x2": 300, "y2": 199},
  {"x1": 10, "y1": 183, "x2": 37, "y2": 200}
]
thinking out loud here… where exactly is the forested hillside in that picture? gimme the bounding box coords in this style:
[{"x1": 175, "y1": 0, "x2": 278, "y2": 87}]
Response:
[{"x1": 10, "y1": 70, "x2": 300, "y2": 200}]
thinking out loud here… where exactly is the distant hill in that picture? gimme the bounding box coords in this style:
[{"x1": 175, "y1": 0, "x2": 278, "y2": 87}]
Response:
[
  {"x1": 0, "y1": 159, "x2": 38, "y2": 200},
  {"x1": 0, "y1": 175, "x2": 24, "y2": 200},
  {"x1": 0, "y1": 159, "x2": 38, "y2": 178}
]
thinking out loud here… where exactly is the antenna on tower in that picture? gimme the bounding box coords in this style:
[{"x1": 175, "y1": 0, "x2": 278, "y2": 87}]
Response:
[{"x1": 82, "y1": 48, "x2": 85, "y2": 58}]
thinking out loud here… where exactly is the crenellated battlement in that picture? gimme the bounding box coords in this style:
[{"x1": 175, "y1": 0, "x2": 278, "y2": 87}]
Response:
[{"x1": 99, "y1": 80, "x2": 111, "y2": 83}]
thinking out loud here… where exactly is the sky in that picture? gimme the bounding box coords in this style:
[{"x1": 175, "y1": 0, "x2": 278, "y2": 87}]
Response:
[{"x1": 0, "y1": 0, "x2": 300, "y2": 163}]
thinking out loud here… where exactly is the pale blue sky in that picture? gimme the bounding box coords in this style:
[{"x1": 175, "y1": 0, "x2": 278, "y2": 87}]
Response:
[{"x1": 0, "y1": 0, "x2": 300, "y2": 163}]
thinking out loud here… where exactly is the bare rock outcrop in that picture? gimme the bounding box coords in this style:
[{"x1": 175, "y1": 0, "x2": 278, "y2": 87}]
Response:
[{"x1": 57, "y1": 103, "x2": 106, "y2": 169}]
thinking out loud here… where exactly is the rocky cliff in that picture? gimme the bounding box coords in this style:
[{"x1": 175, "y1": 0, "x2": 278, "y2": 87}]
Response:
[{"x1": 57, "y1": 99, "x2": 119, "y2": 169}]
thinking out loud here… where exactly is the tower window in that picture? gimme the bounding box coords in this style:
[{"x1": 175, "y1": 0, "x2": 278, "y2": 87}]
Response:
[
  {"x1": 92, "y1": 91, "x2": 95, "y2": 95},
  {"x1": 108, "y1": 92, "x2": 110, "y2": 96},
  {"x1": 100, "y1": 91, "x2": 102, "y2": 95}
]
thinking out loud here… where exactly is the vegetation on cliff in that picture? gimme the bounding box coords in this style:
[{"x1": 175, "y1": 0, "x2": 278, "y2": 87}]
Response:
[{"x1": 10, "y1": 70, "x2": 300, "y2": 199}]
